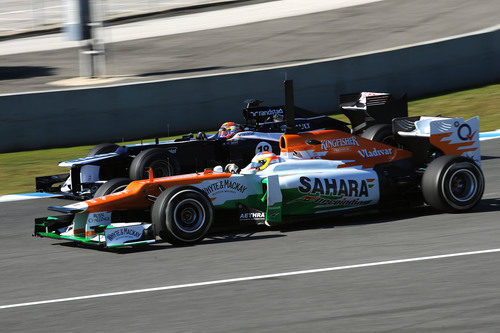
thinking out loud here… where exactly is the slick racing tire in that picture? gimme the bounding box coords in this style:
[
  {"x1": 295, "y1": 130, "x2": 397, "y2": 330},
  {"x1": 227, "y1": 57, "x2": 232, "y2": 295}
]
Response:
[
  {"x1": 151, "y1": 186, "x2": 214, "y2": 245},
  {"x1": 129, "y1": 148, "x2": 180, "y2": 180},
  {"x1": 361, "y1": 124, "x2": 396, "y2": 146},
  {"x1": 87, "y1": 143, "x2": 119, "y2": 157},
  {"x1": 93, "y1": 178, "x2": 131, "y2": 198},
  {"x1": 422, "y1": 155, "x2": 484, "y2": 212}
]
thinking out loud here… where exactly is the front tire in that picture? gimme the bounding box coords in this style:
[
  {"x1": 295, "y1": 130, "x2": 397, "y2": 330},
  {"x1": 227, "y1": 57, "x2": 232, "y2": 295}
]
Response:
[
  {"x1": 151, "y1": 186, "x2": 214, "y2": 245},
  {"x1": 87, "y1": 143, "x2": 119, "y2": 157},
  {"x1": 422, "y1": 155, "x2": 484, "y2": 212},
  {"x1": 129, "y1": 148, "x2": 180, "y2": 180},
  {"x1": 93, "y1": 178, "x2": 131, "y2": 198}
]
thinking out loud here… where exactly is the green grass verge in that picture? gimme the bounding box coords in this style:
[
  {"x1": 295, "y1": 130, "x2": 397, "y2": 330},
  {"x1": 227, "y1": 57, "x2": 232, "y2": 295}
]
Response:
[{"x1": 0, "y1": 84, "x2": 498, "y2": 196}]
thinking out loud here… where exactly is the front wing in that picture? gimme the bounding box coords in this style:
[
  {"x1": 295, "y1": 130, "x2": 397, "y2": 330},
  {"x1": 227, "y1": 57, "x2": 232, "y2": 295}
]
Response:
[{"x1": 34, "y1": 215, "x2": 156, "y2": 248}]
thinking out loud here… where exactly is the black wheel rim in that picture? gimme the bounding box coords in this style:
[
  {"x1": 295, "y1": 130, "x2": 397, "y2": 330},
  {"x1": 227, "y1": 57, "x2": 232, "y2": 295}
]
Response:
[
  {"x1": 448, "y1": 169, "x2": 477, "y2": 202},
  {"x1": 172, "y1": 199, "x2": 205, "y2": 233},
  {"x1": 147, "y1": 160, "x2": 173, "y2": 178}
]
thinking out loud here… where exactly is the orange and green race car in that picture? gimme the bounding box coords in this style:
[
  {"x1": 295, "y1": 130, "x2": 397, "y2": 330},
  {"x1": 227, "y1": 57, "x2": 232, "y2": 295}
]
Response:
[{"x1": 34, "y1": 114, "x2": 484, "y2": 248}]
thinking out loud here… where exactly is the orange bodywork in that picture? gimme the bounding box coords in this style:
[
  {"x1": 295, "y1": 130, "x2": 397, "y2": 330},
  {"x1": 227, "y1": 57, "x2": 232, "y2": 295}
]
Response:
[
  {"x1": 430, "y1": 132, "x2": 478, "y2": 156},
  {"x1": 84, "y1": 130, "x2": 411, "y2": 213},
  {"x1": 281, "y1": 130, "x2": 412, "y2": 169},
  {"x1": 85, "y1": 171, "x2": 232, "y2": 213}
]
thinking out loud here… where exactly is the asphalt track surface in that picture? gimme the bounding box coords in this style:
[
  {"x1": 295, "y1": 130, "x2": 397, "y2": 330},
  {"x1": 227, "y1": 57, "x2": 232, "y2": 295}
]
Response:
[
  {"x1": 1, "y1": 0, "x2": 499, "y2": 94},
  {"x1": 1, "y1": 1, "x2": 499, "y2": 331},
  {"x1": 0, "y1": 140, "x2": 498, "y2": 331}
]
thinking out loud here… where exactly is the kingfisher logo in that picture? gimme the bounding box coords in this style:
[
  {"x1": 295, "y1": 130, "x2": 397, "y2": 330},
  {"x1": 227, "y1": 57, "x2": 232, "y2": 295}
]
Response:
[
  {"x1": 298, "y1": 176, "x2": 369, "y2": 197},
  {"x1": 357, "y1": 147, "x2": 392, "y2": 158},
  {"x1": 321, "y1": 137, "x2": 359, "y2": 150}
]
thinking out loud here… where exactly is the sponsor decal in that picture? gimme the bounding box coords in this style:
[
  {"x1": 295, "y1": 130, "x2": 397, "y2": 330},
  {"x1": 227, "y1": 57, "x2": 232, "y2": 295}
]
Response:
[
  {"x1": 320, "y1": 137, "x2": 359, "y2": 150},
  {"x1": 238, "y1": 204, "x2": 266, "y2": 223},
  {"x1": 105, "y1": 225, "x2": 144, "y2": 245},
  {"x1": 457, "y1": 124, "x2": 476, "y2": 141},
  {"x1": 87, "y1": 212, "x2": 111, "y2": 226},
  {"x1": 249, "y1": 108, "x2": 284, "y2": 117},
  {"x1": 300, "y1": 195, "x2": 372, "y2": 207},
  {"x1": 297, "y1": 122, "x2": 311, "y2": 130},
  {"x1": 168, "y1": 147, "x2": 177, "y2": 154},
  {"x1": 357, "y1": 147, "x2": 392, "y2": 158},
  {"x1": 106, "y1": 227, "x2": 142, "y2": 241},
  {"x1": 240, "y1": 212, "x2": 266, "y2": 221},
  {"x1": 203, "y1": 179, "x2": 247, "y2": 196},
  {"x1": 298, "y1": 176, "x2": 369, "y2": 197}
]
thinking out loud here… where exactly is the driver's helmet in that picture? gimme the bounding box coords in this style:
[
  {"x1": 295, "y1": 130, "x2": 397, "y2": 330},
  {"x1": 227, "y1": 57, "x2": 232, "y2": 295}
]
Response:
[
  {"x1": 250, "y1": 151, "x2": 282, "y2": 171},
  {"x1": 218, "y1": 122, "x2": 242, "y2": 139}
]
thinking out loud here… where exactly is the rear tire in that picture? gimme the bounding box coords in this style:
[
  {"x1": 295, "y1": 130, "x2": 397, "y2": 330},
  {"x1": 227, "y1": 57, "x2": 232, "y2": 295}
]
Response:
[
  {"x1": 129, "y1": 148, "x2": 180, "y2": 180},
  {"x1": 151, "y1": 186, "x2": 213, "y2": 245},
  {"x1": 361, "y1": 124, "x2": 396, "y2": 146},
  {"x1": 422, "y1": 155, "x2": 484, "y2": 212},
  {"x1": 93, "y1": 178, "x2": 131, "y2": 198},
  {"x1": 87, "y1": 143, "x2": 119, "y2": 157}
]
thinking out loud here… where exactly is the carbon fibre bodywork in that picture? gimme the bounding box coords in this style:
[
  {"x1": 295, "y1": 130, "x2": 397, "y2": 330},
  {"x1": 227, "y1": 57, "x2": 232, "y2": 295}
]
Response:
[{"x1": 36, "y1": 103, "x2": 349, "y2": 199}]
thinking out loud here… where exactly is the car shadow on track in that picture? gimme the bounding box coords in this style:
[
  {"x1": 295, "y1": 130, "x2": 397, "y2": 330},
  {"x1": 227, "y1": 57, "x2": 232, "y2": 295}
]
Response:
[
  {"x1": 481, "y1": 155, "x2": 500, "y2": 161},
  {"x1": 275, "y1": 198, "x2": 500, "y2": 233},
  {"x1": 54, "y1": 231, "x2": 285, "y2": 254},
  {"x1": 52, "y1": 199, "x2": 498, "y2": 253},
  {"x1": 474, "y1": 198, "x2": 500, "y2": 212}
]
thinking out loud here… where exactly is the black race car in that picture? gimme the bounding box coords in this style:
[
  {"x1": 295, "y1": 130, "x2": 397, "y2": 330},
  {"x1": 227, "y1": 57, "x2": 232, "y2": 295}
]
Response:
[
  {"x1": 36, "y1": 99, "x2": 351, "y2": 199},
  {"x1": 36, "y1": 88, "x2": 407, "y2": 200}
]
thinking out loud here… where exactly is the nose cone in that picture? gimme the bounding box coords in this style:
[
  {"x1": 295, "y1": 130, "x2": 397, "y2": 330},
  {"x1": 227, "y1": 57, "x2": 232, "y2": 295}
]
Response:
[{"x1": 48, "y1": 201, "x2": 88, "y2": 213}]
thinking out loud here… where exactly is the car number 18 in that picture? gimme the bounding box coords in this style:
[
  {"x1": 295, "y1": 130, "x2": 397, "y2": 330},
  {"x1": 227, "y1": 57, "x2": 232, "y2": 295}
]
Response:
[{"x1": 256, "y1": 142, "x2": 272, "y2": 154}]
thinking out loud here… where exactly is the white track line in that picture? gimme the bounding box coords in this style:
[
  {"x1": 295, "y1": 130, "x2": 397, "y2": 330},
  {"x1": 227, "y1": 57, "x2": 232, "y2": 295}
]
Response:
[{"x1": 1, "y1": 247, "x2": 500, "y2": 310}]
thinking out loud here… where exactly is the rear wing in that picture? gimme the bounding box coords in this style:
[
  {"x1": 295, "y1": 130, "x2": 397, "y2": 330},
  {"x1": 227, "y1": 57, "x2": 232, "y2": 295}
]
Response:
[
  {"x1": 242, "y1": 105, "x2": 285, "y2": 125},
  {"x1": 339, "y1": 92, "x2": 408, "y2": 134},
  {"x1": 394, "y1": 116, "x2": 481, "y2": 167}
]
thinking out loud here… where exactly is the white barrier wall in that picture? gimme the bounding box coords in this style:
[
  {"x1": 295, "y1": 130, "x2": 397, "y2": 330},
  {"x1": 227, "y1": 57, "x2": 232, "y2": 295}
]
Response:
[{"x1": 0, "y1": 28, "x2": 498, "y2": 152}]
